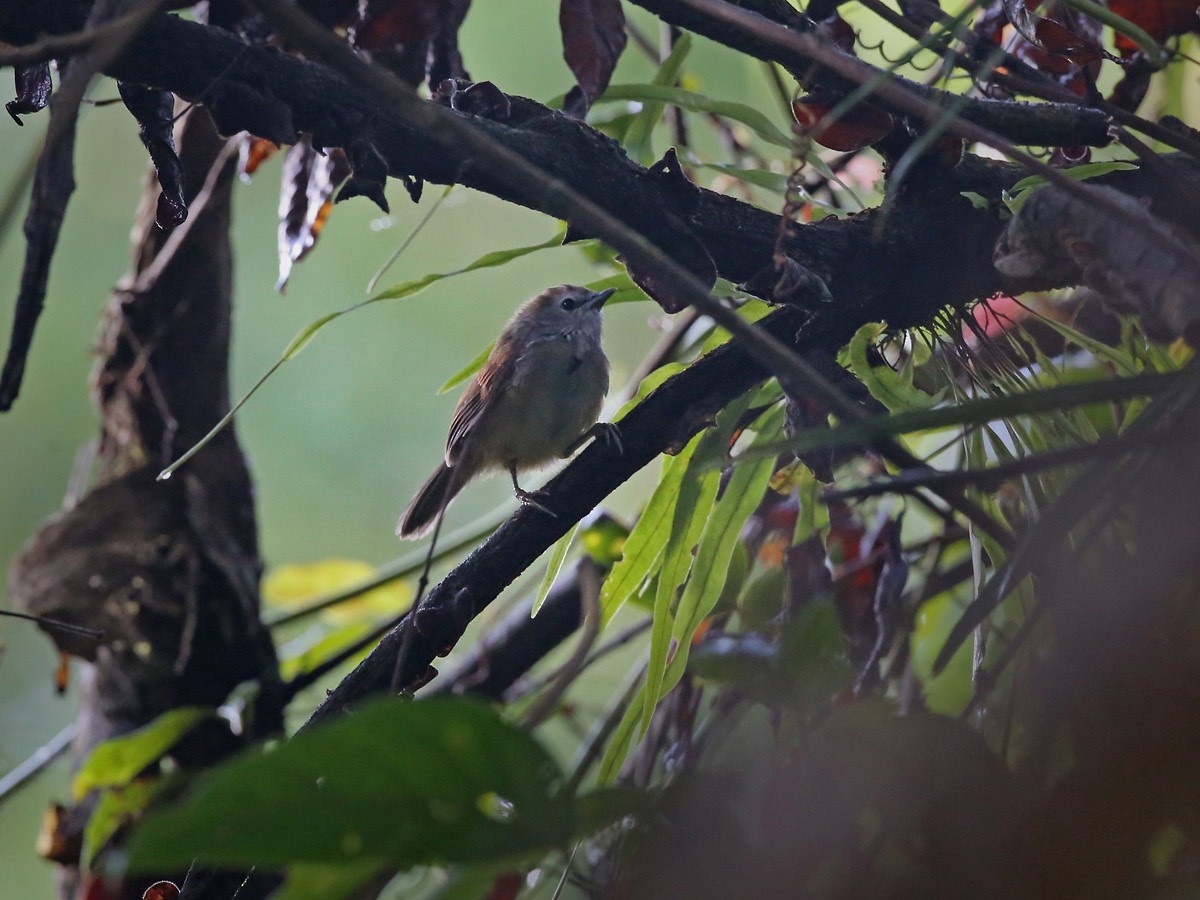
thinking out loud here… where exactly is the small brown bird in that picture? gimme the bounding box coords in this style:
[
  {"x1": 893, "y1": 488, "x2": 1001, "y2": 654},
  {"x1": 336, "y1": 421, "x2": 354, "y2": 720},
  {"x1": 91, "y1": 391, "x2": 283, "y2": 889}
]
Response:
[{"x1": 397, "y1": 284, "x2": 618, "y2": 539}]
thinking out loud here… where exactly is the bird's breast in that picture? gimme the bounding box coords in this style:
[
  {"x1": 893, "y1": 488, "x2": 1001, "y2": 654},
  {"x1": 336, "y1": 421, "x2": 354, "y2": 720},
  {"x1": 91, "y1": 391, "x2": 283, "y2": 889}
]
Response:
[{"x1": 480, "y1": 339, "x2": 608, "y2": 466}]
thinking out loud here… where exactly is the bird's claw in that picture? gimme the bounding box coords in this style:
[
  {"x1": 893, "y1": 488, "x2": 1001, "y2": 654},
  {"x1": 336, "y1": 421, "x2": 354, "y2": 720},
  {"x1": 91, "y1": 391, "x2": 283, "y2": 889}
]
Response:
[
  {"x1": 595, "y1": 422, "x2": 624, "y2": 456},
  {"x1": 562, "y1": 422, "x2": 624, "y2": 458},
  {"x1": 515, "y1": 487, "x2": 556, "y2": 517}
]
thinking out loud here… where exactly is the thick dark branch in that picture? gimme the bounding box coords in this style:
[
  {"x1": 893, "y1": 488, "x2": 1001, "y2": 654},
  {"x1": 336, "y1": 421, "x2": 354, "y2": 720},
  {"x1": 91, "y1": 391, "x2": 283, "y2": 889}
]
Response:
[
  {"x1": 430, "y1": 570, "x2": 587, "y2": 700},
  {"x1": 629, "y1": 0, "x2": 1111, "y2": 148},
  {"x1": 1, "y1": 9, "x2": 1051, "y2": 328},
  {"x1": 0, "y1": 0, "x2": 169, "y2": 410},
  {"x1": 306, "y1": 306, "x2": 809, "y2": 726}
]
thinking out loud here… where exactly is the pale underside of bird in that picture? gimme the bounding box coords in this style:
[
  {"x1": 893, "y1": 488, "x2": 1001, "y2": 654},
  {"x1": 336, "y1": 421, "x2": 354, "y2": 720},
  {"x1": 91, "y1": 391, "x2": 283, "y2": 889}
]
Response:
[{"x1": 397, "y1": 283, "x2": 619, "y2": 539}]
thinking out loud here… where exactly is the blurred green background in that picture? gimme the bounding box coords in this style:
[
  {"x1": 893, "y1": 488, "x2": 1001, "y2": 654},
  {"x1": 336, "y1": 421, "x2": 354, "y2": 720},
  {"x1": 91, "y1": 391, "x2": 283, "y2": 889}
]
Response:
[{"x1": 0, "y1": 3, "x2": 783, "y2": 894}]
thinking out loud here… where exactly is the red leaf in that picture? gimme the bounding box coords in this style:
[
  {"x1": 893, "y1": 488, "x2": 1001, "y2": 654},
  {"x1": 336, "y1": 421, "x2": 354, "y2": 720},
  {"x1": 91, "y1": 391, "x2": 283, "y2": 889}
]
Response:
[
  {"x1": 142, "y1": 882, "x2": 181, "y2": 900},
  {"x1": 560, "y1": 0, "x2": 627, "y2": 118},
  {"x1": 1109, "y1": 0, "x2": 1199, "y2": 55},
  {"x1": 1032, "y1": 16, "x2": 1107, "y2": 64},
  {"x1": 351, "y1": 0, "x2": 472, "y2": 87},
  {"x1": 792, "y1": 98, "x2": 894, "y2": 152}
]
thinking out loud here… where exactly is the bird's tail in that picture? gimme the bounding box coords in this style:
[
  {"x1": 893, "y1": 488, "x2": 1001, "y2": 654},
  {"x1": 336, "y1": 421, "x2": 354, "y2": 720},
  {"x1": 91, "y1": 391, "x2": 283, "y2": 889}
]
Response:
[{"x1": 396, "y1": 463, "x2": 461, "y2": 539}]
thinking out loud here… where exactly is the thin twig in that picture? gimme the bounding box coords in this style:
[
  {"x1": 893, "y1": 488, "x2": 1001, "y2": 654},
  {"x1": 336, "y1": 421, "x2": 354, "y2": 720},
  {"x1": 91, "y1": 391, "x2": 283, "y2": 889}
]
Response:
[
  {"x1": 0, "y1": 609, "x2": 104, "y2": 639},
  {"x1": 0, "y1": 723, "x2": 76, "y2": 806},
  {"x1": 824, "y1": 432, "x2": 1153, "y2": 501}
]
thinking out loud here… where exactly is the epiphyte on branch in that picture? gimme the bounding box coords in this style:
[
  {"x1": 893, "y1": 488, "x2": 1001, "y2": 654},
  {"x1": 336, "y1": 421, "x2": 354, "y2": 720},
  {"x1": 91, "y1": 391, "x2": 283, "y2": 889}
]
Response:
[{"x1": 994, "y1": 183, "x2": 1200, "y2": 343}]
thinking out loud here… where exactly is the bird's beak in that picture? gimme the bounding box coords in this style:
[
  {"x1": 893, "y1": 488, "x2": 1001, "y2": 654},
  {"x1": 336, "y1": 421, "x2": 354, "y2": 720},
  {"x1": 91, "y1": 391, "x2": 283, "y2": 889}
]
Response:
[{"x1": 586, "y1": 287, "x2": 617, "y2": 309}]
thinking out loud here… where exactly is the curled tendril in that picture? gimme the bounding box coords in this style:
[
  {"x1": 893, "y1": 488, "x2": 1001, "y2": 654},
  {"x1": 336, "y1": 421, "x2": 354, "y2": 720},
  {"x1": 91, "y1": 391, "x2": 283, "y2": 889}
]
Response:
[{"x1": 854, "y1": 35, "x2": 944, "y2": 71}]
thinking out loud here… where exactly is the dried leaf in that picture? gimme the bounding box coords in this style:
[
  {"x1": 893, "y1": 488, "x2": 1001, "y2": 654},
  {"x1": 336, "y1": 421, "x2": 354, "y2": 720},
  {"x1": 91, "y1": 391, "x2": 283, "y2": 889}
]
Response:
[
  {"x1": 622, "y1": 230, "x2": 716, "y2": 313},
  {"x1": 277, "y1": 140, "x2": 351, "y2": 292},
  {"x1": 335, "y1": 139, "x2": 390, "y2": 213},
  {"x1": 239, "y1": 135, "x2": 278, "y2": 178},
  {"x1": 560, "y1": 0, "x2": 627, "y2": 118},
  {"x1": 352, "y1": 0, "x2": 472, "y2": 87},
  {"x1": 119, "y1": 83, "x2": 187, "y2": 228},
  {"x1": 7, "y1": 62, "x2": 52, "y2": 125},
  {"x1": 995, "y1": 183, "x2": 1200, "y2": 343}
]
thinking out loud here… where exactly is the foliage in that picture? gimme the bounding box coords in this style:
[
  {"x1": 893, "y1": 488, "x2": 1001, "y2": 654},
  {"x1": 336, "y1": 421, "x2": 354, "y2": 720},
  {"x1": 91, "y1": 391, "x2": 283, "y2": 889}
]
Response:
[{"x1": 5, "y1": 0, "x2": 1200, "y2": 899}]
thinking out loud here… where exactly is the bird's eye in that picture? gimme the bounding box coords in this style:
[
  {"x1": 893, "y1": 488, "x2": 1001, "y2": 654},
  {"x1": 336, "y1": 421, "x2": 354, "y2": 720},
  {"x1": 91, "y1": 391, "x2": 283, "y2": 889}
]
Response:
[{"x1": 560, "y1": 296, "x2": 577, "y2": 310}]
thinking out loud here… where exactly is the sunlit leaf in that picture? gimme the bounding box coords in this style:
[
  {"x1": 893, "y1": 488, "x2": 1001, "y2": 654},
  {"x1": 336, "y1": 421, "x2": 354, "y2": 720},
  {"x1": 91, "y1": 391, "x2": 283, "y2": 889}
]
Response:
[{"x1": 264, "y1": 559, "x2": 410, "y2": 625}]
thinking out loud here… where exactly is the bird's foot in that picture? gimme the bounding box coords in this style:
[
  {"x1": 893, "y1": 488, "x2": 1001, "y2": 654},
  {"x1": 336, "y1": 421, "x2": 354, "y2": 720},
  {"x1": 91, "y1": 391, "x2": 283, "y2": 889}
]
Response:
[
  {"x1": 514, "y1": 487, "x2": 556, "y2": 517},
  {"x1": 562, "y1": 422, "x2": 624, "y2": 458}
]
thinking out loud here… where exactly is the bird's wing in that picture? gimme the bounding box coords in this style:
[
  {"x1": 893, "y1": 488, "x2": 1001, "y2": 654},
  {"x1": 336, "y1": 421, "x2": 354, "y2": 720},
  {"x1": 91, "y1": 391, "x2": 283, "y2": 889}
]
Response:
[{"x1": 445, "y1": 329, "x2": 521, "y2": 466}]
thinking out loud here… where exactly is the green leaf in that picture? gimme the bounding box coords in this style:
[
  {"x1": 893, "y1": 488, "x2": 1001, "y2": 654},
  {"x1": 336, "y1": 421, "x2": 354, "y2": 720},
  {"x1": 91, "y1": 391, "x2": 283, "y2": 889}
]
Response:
[
  {"x1": 614, "y1": 363, "x2": 687, "y2": 423},
  {"x1": 959, "y1": 191, "x2": 990, "y2": 210},
  {"x1": 845, "y1": 322, "x2": 945, "y2": 411},
  {"x1": 692, "y1": 160, "x2": 791, "y2": 194},
  {"x1": 1038, "y1": 316, "x2": 1140, "y2": 376},
  {"x1": 584, "y1": 272, "x2": 651, "y2": 306},
  {"x1": 128, "y1": 698, "x2": 620, "y2": 871},
  {"x1": 641, "y1": 434, "x2": 722, "y2": 734},
  {"x1": 581, "y1": 515, "x2": 631, "y2": 568},
  {"x1": 1004, "y1": 161, "x2": 1139, "y2": 215},
  {"x1": 74, "y1": 708, "x2": 215, "y2": 800},
  {"x1": 624, "y1": 33, "x2": 693, "y2": 162},
  {"x1": 371, "y1": 229, "x2": 567, "y2": 301},
  {"x1": 82, "y1": 780, "x2": 161, "y2": 869},
  {"x1": 599, "y1": 435, "x2": 700, "y2": 624},
  {"x1": 533, "y1": 524, "x2": 580, "y2": 617},
  {"x1": 596, "y1": 682, "x2": 646, "y2": 786},
  {"x1": 661, "y1": 408, "x2": 784, "y2": 698},
  {"x1": 284, "y1": 312, "x2": 343, "y2": 359},
  {"x1": 439, "y1": 342, "x2": 495, "y2": 394},
  {"x1": 599, "y1": 83, "x2": 793, "y2": 149},
  {"x1": 1008, "y1": 160, "x2": 1138, "y2": 196}
]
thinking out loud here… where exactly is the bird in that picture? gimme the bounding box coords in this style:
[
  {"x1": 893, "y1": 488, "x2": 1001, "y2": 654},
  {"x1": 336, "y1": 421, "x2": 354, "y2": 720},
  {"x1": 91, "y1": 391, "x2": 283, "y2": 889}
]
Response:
[{"x1": 397, "y1": 283, "x2": 619, "y2": 539}]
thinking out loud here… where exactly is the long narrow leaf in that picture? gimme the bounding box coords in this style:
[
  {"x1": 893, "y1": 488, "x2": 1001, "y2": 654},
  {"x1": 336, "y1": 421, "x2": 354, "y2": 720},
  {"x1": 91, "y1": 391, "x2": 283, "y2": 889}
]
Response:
[
  {"x1": 599, "y1": 435, "x2": 701, "y2": 624},
  {"x1": 597, "y1": 682, "x2": 646, "y2": 786},
  {"x1": 641, "y1": 439, "x2": 721, "y2": 734},
  {"x1": 624, "y1": 34, "x2": 692, "y2": 163},
  {"x1": 662, "y1": 409, "x2": 784, "y2": 700},
  {"x1": 599, "y1": 83, "x2": 793, "y2": 149},
  {"x1": 533, "y1": 525, "x2": 580, "y2": 617}
]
